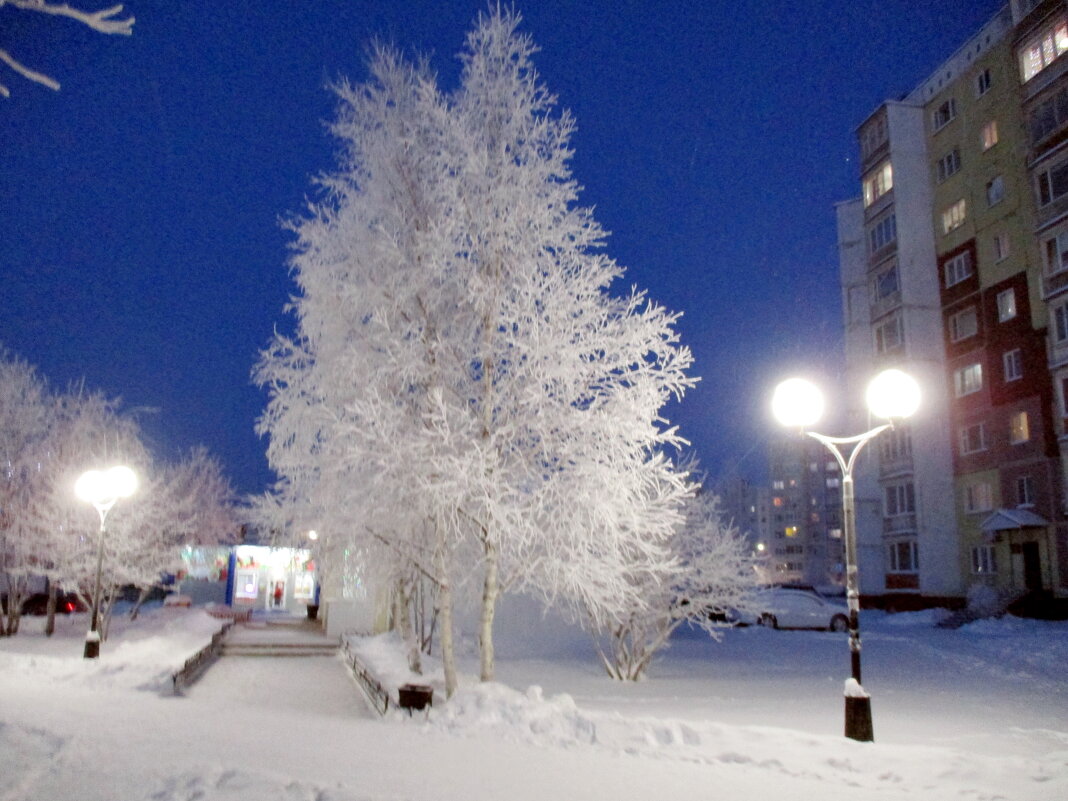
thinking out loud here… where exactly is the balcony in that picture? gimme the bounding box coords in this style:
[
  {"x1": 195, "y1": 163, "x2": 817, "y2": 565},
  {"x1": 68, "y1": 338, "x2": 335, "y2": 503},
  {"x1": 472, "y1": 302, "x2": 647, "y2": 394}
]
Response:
[{"x1": 883, "y1": 514, "x2": 917, "y2": 535}]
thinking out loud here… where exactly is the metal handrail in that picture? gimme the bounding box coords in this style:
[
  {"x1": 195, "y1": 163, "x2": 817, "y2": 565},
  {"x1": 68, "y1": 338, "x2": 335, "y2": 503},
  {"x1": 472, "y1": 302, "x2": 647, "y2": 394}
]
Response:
[
  {"x1": 342, "y1": 639, "x2": 391, "y2": 716},
  {"x1": 171, "y1": 621, "x2": 233, "y2": 694}
]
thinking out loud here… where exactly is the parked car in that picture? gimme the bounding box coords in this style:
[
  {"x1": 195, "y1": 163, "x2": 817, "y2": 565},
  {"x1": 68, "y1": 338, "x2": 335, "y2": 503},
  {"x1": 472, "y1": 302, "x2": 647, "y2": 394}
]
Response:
[
  {"x1": 742, "y1": 586, "x2": 849, "y2": 631},
  {"x1": 19, "y1": 592, "x2": 86, "y2": 616}
]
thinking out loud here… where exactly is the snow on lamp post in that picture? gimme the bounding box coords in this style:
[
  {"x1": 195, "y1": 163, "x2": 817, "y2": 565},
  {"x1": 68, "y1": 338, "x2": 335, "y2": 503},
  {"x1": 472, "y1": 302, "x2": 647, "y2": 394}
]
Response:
[
  {"x1": 771, "y1": 368, "x2": 920, "y2": 742},
  {"x1": 75, "y1": 465, "x2": 138, "y2": 659}
]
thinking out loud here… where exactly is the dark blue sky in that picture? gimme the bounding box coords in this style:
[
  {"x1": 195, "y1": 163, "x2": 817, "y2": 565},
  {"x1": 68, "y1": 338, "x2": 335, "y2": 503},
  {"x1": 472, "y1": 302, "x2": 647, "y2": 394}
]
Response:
[{"x1": 1, "y1": 1, "x2": 1004, "y2": 495}]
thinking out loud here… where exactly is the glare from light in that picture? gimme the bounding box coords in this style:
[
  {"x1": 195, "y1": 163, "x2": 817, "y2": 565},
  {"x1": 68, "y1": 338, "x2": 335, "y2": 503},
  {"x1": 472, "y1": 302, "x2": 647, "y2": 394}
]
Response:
[
  {"x1": 866, "y1": 369, "x2": 921, "y2": 420},
  {"x1": 772, "y1": 377, "x2": 825, "y2": 428},
  {"x1": 75, "y1": 465, "x2": 138, "y2": 506},
  {"x1": 308, "y1": 530, "x2": 319, "y2": 541}
]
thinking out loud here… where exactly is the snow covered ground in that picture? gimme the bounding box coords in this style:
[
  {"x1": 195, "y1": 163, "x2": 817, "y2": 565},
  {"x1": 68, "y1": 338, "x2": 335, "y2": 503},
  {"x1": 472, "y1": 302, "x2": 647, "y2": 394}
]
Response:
[{"x1": 1, "y1": 605, "x2": 1066, "y2": 800}]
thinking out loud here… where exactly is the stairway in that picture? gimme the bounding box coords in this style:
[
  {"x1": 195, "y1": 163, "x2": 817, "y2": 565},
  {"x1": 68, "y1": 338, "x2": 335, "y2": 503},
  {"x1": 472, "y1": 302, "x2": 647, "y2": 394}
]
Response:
[{"x1": 221, "y1": 616, "x2": 340, "y2": 657}]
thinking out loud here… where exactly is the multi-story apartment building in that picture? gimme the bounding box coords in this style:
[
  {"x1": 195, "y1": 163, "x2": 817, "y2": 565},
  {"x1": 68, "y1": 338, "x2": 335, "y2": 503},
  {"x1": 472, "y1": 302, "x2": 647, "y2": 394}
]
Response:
[
  {"x1": 764, "y1": 435, "x2": 845, "y2": 589},
  {"x1": 838, "y1": 1, "x2": 1068, "y2": 610}
]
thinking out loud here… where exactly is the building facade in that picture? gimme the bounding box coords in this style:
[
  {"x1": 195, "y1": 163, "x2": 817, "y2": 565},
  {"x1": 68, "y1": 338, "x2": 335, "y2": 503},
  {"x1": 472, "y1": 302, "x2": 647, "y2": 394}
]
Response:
[{"x1": 838, "y1": 1, "x2": 1068, "y2": 608}]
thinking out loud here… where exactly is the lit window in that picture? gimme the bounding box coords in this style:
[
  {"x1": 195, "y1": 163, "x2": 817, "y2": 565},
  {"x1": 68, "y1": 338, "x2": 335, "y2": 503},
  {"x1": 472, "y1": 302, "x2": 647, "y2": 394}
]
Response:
[
  {"x1": 994, "y1": 233, "x2": 1010, "y2": 262},
  {"x1": 874, "y1": 314, "x2": 904, "y2": 354},
  {"x1": 965, "y1": 481, "x2": 993, "y2": 513},
  {"x1": 975, "y1": 68, "x2": 992, "y2": 97},
  {"x1": 773, "y1": 496, "x2": 784, "y2": 507},
  {"x1": 971, "y1": 545, "x2": 997, "y2": 574},
  {"x1": 826, "y1": 477, "x2": 840, "y2": 489},
  {"x1": 884, "y1": 483, "x2": 915, "y2": 517},
  {"x1": 1003, "y1": 349, "x2": 1023, "y2": 382},
  {"x1": 1055, "y1": 303, "x2": 1068, "y2": 343},
  {"x1": 986, "y1": 175, "x2": 1004, "y2": 206},
  {"x1": 942, "y1": 199, "x2": 967, "y2": 234},
  {"x1": 944, "y1": 251, "x2": 973, "y2": 287},
  {"x1": 828, "y1": 528, "x2": 842, "y2": 539},
  {"x1": 871, "y1": 263, "x2": 900, "y2": 303},
  {"x1": 936, "y1": 148, "x2": 961, "y2": 182},
  {"x1": 1017, "y1": 475, "x2": 1035, "y2": 506},
  {"x1": 932, "y1": 98, "x2": 957, "y2": 131},
  {"x1": 1045, "y1": 231, "x2": 1068, "y2": 274},
  {"x1": 863, "y1": 161, "x2": 893, "y2": 208},
  {"x1": 949, "y1": 307, "x2": 978, "y2": 342},
  {"x1": 868, "y1": 214, "x2": 897, "y2": 254},
  {"x1": 981, "y1": 121, "x2": 999, "y2": 151},
  {"x1": 1037, "y1": 160, "x2": 1068, "y2": 206},
  {"x1": 954, "y1": 363, "x2": 983, "y2": 397},
  {"x1": 772, "y1": 480, "x2": 785, "y2": 490},
  {"x1": 959, "y1": 423, "x2": 987, "y2": 455},
  {"x1": 1010, "y1": 410, "x2": 1030, "y2": 444},
  {"x1": 997, "y1": 288, "x2": 1017, "y2": 322},
  {"x1": 784, "y1": 526, "x2": 798, "y2": 537},
  {"x1": 887, "y1": 540, "x2": 918, "y2": 573},
  {"x1": 1020, "y1": 16, "x2": 1068, "y2": 82}
]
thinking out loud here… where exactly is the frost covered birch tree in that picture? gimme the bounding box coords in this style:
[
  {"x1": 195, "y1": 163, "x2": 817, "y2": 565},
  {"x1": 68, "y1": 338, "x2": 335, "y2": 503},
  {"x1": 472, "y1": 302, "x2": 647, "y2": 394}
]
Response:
[
  {"x1": 591, "y1": 486, "x2": 757, "y2": 681},
  {"x1": 257, "y1": 7, "x2": 696, "y2": 693}
]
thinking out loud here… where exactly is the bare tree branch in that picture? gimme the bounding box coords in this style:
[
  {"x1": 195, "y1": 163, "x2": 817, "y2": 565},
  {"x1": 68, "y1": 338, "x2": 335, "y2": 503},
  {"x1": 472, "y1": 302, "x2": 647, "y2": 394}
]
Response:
[
  {"x1": 0, "y1": 1, "x2": 135, "y2": 98},
  {"x1": 0, "y1": 47, "x2": 61, "y2": 91},
  {"x1": 5, "y1": 1, "x2": 134, "y2": 35}
]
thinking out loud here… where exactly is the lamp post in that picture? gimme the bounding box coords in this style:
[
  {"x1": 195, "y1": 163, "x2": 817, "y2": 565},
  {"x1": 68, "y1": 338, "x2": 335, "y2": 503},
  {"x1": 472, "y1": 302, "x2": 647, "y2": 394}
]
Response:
[
  {"x1": 771, "y1": 368, "x2": 920, "y2": 742},
  {"x1": 75, "y1": 465, "x2": 138, "y2": 659}
]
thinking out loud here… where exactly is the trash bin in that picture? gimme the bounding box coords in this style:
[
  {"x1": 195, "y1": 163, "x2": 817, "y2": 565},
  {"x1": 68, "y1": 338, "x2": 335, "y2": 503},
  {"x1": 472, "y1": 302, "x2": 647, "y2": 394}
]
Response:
[
  {"x1": 398, "y1": 683, "x2": 433, "y2": 712},
  {"x1": 306, "y1": 604, "x2": 319, "y2": 621}
]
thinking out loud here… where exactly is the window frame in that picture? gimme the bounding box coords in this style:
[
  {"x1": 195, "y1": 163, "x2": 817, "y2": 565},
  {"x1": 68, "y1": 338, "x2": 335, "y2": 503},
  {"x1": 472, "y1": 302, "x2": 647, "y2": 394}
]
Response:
[
  {"x1": 942, "y1": 199, "x2": 967, "y2": 234},
  {"x1": 981, "y1": 120, "x2": 999, "y2": 151},
  {"x1": 994, "y1": 232, "x2": 1010, "y2": 262},
  {"x1": 1019, "y1": 16, "x2": 1068, "y2": 83},
  {"x1": 863, "y1": 161, "x2": 893, "y2": 208},
  {"x1": 1003, "y1": 348, "x2": 1023, "y2": 382},
  {"x1": 884, "y1": 482, "x2": 916, "y2": 517},
  {"x1": 873, "y1": 313, "x2": 904, "y2": 355},
  {"x1": 976, "y1": 68, "x2": 992, "y2": 97},
  {"x1": 1017, "y1": 474, "x2": 1035, "y2": 506},
  {"x1": 965, "y1": 481, "x2": 994, "y2": 513},
  {"x1": 932, "y1": 98, "x2": 957, "y2": 132},
  {"x1": 1044, "y1": 230, "x2": 1068, "y2": 275},
  {"x1": 887, "y1": 540, "x2": 919, "y2": 573},
  {"x1": 936, "y1": 148, "x2": 961, "y2": 183},
  {"x1": 949, "y1": 307, "x2": 978, "y2": 343},
  {"x1": 986, "y1": 175, "x2": 1004, "y2": 206},
  {"x1": 1037, "y1": 159, "x2": 1068, "y2": 207},
  {"x1": 971, "y1": 545, "x2": 997, "y2": 575},
  {"x1": 1010, "y1": 410, "x2": 1031, "y2": 444},
  {"x1": 959, "y1": 422, "x2": 987, "y2": 455},
  {"x1": 1055, "y1": 302, "x2": 1068, "y2": 343},
  {"x1": 944, "y1": 251, "x2": 973, "y2": 287},
  {"x1": 954, "y1": 362, "x2": 983, "y2": 397},
  {"x1": 997, "y1": 288, "x2": 1017, "y2": 322}
]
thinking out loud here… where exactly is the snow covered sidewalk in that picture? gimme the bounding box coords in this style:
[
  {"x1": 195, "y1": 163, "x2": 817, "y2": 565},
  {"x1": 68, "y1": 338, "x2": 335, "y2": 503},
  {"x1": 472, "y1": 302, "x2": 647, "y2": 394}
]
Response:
[{"x1": 1, "y1": 606, "x2": 1066, "y2": 800}]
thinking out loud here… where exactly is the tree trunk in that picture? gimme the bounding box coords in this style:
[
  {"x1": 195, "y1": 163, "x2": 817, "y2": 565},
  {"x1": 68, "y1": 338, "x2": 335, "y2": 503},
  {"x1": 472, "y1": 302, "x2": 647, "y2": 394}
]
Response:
[
  {"x1": 129, "y1": 586, "x2": 150, "y2": 621},
  {"x1": 436, "y1": 547, "x2": 458, "y2": 698},
  {"x1": 395, "y1": 577, "x2": 422, "y2": 674},
  {"x1": 44, "y1": 582, "x2": 57, "y2": 637},
  {"x1": 479, "y1": 540, "x2": 499, "y2": 682}
]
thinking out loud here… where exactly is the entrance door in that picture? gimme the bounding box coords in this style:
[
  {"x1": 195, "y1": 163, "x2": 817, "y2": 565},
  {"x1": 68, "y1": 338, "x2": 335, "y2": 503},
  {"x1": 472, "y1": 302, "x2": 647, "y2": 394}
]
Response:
[
  {"x1": 1022, "y1": 541, "x2": 1043, "y2": 591},
  {"x1": 269, "y1": 579, "x2": 287, "y2": 610}
]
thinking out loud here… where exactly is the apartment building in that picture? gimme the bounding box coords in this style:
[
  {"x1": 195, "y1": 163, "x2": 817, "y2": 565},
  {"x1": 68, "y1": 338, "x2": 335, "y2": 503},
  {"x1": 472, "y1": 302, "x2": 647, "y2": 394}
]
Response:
[
  {"x1": 763, "y1": 435, "x2": 845, "y2": 589},
  {"x1": 838, "y1": 1, "x2": 1068, "y2": 609}
]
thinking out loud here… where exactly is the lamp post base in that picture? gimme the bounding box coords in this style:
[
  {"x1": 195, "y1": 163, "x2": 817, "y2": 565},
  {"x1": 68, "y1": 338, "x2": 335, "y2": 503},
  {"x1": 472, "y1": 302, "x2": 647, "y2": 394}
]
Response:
[
  {"x1": 83, "y1": 638, "x2": 100, "y2": 659},
  {"x1": 845, "y1": 695, "x2": 873, "y2": 742}
]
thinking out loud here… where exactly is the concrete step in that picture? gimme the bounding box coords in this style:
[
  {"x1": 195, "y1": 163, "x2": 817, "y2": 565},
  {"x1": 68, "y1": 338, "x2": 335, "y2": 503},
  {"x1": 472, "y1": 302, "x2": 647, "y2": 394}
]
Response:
[{"x1": 221, "y1": 642, "x2": 338, "y2": 657}]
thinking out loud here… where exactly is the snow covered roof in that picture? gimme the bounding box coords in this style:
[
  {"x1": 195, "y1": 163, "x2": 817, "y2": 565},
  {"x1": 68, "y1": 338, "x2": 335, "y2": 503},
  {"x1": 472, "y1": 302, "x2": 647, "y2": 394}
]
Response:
[{"x1": 980, "y1": 508, "x2": 1050, "y2": 537}]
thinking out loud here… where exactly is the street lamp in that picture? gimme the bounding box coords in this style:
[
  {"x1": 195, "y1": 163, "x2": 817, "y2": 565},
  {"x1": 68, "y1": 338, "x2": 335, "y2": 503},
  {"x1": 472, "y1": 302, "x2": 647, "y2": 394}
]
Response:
[
  {"x1": 771, "y1": 368, "x2": 920, "y2": 742},
  {"x1": 75, "y1": 465, "x2": 138, "y2": 659}
]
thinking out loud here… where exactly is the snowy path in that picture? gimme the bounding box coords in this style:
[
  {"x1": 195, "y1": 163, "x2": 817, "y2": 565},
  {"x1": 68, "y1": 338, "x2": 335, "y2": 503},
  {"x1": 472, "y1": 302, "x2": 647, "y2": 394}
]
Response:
[{"x1": 188, "y1": 652, "x2": 372, "y2": 720}]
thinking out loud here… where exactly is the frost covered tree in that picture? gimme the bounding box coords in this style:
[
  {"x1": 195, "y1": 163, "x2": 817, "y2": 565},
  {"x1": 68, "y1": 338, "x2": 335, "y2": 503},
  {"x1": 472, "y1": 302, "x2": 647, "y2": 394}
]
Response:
[
  {"x1": 0, "y1": 1, "x2": 134, "y2": 98},
  {"x1": 257, "y1": 8, "x2": 696, "y2": 694},
  {"x1": 0, "y1": 349, "x2": 55, "y2": 635},
  {"x1": 591, "y1": 485, "x2": 757, "y2": 681}
]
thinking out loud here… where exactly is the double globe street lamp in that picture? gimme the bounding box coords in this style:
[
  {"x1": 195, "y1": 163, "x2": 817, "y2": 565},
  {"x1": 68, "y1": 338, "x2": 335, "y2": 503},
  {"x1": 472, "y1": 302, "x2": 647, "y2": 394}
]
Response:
[
  {"x1": 771, "y1": 368, "x2": 920, "y2": 742},
  {"x1": 75, "y1": 465, "x2": 138, "y2": 659}
]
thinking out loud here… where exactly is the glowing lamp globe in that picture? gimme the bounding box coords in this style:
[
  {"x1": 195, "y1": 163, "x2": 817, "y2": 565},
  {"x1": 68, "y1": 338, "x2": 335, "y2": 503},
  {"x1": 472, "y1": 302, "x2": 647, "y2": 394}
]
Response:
[
  {"x1": 772, "y1": 377, "x2": 825, "y2": 428},
  {"x1": 75, "y1": 465, "x2": 138, "y2": 507},
  {"x1": 866, "y1": 369, "x2": 920, "y2": 420},
  {"x1": 308, "y1": 530, "x2": 319, "y2": 541}
]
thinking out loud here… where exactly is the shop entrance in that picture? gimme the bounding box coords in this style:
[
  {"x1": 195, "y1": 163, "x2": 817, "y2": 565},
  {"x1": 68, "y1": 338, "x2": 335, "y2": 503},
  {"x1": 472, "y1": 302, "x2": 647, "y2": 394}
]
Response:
[{"x1": 269, "y1": 578, "x2": 287, "y2": 610}]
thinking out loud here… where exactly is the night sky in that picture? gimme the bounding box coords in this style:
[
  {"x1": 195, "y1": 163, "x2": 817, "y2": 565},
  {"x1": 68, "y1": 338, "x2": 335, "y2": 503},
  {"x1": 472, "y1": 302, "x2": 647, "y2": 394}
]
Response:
[{"x1": 1, "y1": 1, "x2": 1005, "y2": 496}]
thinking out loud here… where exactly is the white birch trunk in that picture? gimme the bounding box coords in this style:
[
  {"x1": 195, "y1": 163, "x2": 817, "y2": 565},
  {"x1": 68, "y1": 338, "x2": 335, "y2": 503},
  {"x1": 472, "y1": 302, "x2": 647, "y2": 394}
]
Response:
[{"x1": 479, "y1": 540, "x2": 499, "y2": 682}]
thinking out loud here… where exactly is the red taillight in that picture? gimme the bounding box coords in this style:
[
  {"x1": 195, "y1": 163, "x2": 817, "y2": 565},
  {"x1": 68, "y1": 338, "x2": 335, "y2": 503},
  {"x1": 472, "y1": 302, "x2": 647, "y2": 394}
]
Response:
[{"x1": 65, "y1": 602, "x2": 75, "y2": 612}]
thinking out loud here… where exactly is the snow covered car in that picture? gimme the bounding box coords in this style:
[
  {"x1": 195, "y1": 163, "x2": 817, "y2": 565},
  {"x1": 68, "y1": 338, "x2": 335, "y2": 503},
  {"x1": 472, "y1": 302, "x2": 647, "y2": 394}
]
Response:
[
  {"x1": 19, "y1": 592, "x2": 85, "y2": 616},
  {"x1": 747, "y1": 586, "x2": 849, "y2": 631}
]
